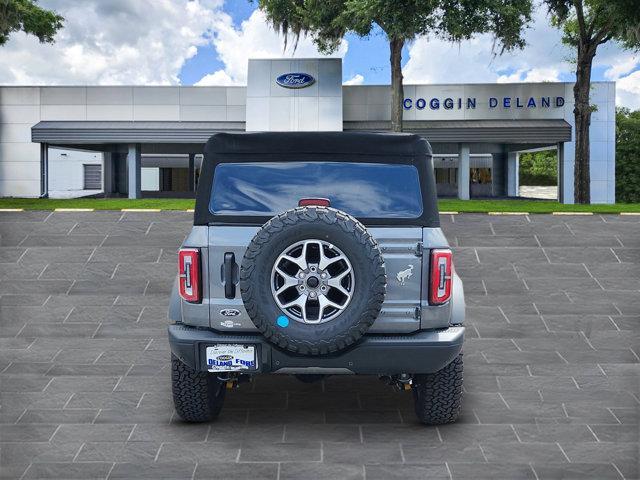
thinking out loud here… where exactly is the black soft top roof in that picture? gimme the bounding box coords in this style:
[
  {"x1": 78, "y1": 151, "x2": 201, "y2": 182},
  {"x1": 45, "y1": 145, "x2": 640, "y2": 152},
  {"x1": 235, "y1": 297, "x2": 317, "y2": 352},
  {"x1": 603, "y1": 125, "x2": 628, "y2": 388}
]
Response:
[
  {"x1": 195, "y1": 131, "x2": 439, "y2": 227},
  {"x1": 204, "y1": 131, "x2": 432, "y2": 158}
]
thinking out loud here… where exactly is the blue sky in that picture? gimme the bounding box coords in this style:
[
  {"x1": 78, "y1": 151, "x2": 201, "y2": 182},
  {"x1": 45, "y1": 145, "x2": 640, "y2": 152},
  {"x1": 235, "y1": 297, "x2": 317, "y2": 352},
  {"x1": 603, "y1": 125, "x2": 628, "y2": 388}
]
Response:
[
  {"x1": 1, "y1": 0, "x2": 637, "y2": 107},
  {"x1": 179, "y1": 1, "x2": 401, "y2": 86},
  {"x1": 178, "y1": 0, "x2": 619, "y2": 86}
]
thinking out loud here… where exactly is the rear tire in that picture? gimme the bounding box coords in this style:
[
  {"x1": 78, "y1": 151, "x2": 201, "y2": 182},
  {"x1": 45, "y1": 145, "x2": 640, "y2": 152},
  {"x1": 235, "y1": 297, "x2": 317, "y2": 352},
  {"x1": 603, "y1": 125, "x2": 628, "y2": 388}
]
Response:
[
  {"x1": 171, "y1": 354, "x2": 226, "y2": 422},
  {"x1": 413, "y1": 353, "x2": 463, "y2": 425}
]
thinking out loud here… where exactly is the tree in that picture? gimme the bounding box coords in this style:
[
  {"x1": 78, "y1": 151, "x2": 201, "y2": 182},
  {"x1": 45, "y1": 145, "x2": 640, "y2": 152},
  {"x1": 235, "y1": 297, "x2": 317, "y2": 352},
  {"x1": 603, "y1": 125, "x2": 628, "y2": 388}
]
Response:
[
  {"x1": 0, "y1": 0, "x2": 64, "y2": 46},
  {"x1": 544, "y1": 0, "x2": 640, "y2": 204},
  {"x1": 615, "y1": 107, "x2": 640, "y2": 203},
  {"x1": 258, "y1": 0, "x2": 532, "y2": 132},
  {"x1": 519, "y1": 150, "x2": 558, "y2": 186}
]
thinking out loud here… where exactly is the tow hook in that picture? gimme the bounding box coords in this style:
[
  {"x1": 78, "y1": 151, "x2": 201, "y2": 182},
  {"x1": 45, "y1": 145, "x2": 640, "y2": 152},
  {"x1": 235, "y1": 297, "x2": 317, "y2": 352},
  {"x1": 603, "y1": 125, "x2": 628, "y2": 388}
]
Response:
[
  {"x1": 217, "y1": 373, "x2": 251, "y2": 389},
  {"x1": 379, "y1": 373, "x2": 413, "y2": 391}
]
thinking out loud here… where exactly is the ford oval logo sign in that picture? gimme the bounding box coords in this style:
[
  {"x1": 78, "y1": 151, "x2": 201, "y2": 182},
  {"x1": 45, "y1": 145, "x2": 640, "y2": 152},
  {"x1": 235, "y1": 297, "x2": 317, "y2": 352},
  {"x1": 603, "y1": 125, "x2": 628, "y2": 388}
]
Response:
[{"x1": 276, "y1": 72, "x2": 315, "y2": 89}]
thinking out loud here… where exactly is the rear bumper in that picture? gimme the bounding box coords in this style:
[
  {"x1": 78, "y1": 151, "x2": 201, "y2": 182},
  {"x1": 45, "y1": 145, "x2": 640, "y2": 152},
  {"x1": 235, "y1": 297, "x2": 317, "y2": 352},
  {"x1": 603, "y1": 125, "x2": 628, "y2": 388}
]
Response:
[{"x1": 168, "y1": 324, "x2": 464, "y2": 375}]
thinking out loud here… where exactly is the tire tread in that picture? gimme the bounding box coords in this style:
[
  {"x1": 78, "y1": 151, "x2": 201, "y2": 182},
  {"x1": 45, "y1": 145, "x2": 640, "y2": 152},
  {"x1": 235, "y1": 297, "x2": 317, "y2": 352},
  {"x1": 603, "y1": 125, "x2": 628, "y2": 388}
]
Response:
[
  {"x1": 240, "y1": 206, "x2": 386, "y2": 356},
  {"x1": 413, "y1": 353, "x2": 463, "y2": 425},
  {"x1": 171, "y1": 354, "x2": 225, "y2": 422}
]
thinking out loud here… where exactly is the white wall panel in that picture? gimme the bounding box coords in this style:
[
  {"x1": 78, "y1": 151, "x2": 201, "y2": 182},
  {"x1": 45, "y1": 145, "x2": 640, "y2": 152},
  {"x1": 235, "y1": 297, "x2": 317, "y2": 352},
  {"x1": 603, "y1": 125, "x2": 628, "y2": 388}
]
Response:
[
  {"x1": 86, "y1": 87, "x2": 133, "y2": 105},
  {"x1": 0, "y1": 160, "x2": 41, "y2": 181},
  {"x1": 41, "y1": 87, "x2": 86, "y2": 105},
  {"x1": 179, "y1": 105, "x2": 227, "y2": 121},
  {"x1": 0, "y1": 87, "x2": 40, "y2": 105},
  {"x1": 227, "y1": 105, "x2": 245, "y2": 121},
  {"x1": 133, "y1": 87, "x2": 179, "y2": 105},
  {"x1": 0, "y1": 105, "x2": 40, "y2": 124},
  {"x1": 41, "y1": 105, "x2": 86, "y2": 120},
  {"x1": 226, "y1": 87, "x2": 246, "y2": 106},
  {"x1": 0, "y1": 124, "x2": 33, "y2": 143},
  {"x1": 86, "y1": 105, "x2": 134, "y2": 121},
  {"x1": 180, "y1": 87, "x2": 227, "y2": 105},
  {"x1": 133, "y1": 105, "x2": 180, "y2": 121},
  {"x1": 0, "y1": 180, "x2": 40, "y2": 197}
]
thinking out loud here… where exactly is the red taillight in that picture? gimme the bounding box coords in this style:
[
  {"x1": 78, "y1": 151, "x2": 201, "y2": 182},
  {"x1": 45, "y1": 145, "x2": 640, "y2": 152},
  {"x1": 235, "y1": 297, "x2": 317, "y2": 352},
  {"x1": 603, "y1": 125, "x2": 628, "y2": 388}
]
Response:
[
  {"x1": 429, "y1": 248, "x2": 452, "y2": 305},
  {"x1": 178, "y1": 248, "x2": 201, "y2": 303},
  {"x1": 298, "y1": 198, "x2": 331, "y2": 207}
]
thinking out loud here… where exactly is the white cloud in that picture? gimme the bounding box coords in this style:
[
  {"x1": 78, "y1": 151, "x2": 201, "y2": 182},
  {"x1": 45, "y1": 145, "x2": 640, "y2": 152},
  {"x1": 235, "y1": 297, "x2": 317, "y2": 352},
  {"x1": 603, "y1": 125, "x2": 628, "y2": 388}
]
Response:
[
  {"x1": 0, "y1": 0, "x2": 224, "y2": 85},
  {"x1": 616, "y1": 70, "x2": 640, "y2": 110},
  {"x1": 403, "y1": 9, "x2": 572, "y2": 85},
  {"x1": 195, "y1": 70, "x2": 237, "y2": 86},
  {"x1": 343, "y1": 74, "x2": 364, "y2": 85},
  {"x1": 196, "y1": 10, "x2": 348, "y2": 86},
  {"x1": 497, "y1": 67, "x2": 561, "y2": 83},
  {"x1": 604, "y1": 54, "x2": 639, "y2": 81},
  {"x1": 402, "y1": 7, "x2": 639, "y2": 108}
]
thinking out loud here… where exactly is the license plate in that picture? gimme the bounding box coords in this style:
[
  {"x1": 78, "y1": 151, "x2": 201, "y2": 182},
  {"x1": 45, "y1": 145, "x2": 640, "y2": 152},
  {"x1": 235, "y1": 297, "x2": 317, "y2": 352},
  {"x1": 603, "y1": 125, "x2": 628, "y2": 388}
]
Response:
[{"x1": 206, "y1": 344, "x2": 256, "y2": 372}]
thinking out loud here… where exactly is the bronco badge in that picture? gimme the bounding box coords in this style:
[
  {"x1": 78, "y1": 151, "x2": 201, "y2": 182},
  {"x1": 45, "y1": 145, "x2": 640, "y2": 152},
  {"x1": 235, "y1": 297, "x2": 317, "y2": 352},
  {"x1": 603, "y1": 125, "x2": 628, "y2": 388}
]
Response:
[{"x1": 396, "y1": 265, "x2": 414, "y2": 286}]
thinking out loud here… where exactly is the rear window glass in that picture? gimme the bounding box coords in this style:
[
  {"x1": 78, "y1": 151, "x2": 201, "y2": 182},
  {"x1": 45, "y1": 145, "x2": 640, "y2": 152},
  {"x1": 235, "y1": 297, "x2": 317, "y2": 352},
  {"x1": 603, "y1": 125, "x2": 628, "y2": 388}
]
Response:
[{"x1": 209, "y1": 162, "x2": 423, "y2": 218}]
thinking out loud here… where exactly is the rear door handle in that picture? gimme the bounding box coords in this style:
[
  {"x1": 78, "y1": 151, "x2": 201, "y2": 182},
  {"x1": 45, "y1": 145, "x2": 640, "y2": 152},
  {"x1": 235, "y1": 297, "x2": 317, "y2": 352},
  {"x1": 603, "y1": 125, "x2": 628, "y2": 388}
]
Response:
[{"x1": 223, "y1": 252, "x2": 237, "y2": 299}]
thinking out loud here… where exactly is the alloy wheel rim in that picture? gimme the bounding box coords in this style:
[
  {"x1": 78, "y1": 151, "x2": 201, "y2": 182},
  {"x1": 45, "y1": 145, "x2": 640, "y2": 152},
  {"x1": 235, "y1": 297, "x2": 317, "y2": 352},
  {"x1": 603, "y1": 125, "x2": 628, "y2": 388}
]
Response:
[{"x1": 270, "y1": 239, "x2": 355, "y2": 324}]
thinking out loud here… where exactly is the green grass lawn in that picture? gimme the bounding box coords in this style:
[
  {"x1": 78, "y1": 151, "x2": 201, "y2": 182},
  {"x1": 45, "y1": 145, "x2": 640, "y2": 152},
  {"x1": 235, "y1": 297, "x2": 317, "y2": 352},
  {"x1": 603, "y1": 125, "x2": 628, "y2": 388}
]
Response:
[{"x1": 1, "y1": 197, "x2": 640, "y2": 213}]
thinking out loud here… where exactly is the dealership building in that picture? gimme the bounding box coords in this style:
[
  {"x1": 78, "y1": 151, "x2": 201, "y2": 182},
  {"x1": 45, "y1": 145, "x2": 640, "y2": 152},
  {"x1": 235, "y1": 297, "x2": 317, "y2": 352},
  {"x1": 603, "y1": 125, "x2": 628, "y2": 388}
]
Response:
[{"x1": 0, "y1": 58, "x2": 616, "y2": 203}]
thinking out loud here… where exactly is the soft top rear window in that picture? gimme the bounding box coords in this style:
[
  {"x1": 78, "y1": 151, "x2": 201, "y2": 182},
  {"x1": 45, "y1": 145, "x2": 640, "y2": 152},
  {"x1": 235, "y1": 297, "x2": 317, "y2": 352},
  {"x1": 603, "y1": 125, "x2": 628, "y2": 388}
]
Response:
[{"x1": 209, "y1": 162, "x2": 423, "y2": 219}]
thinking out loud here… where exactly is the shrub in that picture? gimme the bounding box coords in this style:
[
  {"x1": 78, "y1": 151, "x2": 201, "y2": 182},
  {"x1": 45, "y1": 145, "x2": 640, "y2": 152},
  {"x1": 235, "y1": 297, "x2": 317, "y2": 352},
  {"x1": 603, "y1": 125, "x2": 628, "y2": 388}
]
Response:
[
  {"x1": 519, "y1": 150, "x2": 558, "y2": 186},
  {"x1": 616, "y1": 108, "x2": 640, "y2": 203}
]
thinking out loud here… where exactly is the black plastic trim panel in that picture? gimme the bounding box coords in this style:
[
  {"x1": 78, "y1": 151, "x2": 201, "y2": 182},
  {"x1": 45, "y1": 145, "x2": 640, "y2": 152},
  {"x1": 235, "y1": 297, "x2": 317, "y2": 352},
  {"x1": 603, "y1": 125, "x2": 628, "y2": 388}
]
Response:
[{"x1": 168, "y1": 324, "x2": 464, "y2": 375}]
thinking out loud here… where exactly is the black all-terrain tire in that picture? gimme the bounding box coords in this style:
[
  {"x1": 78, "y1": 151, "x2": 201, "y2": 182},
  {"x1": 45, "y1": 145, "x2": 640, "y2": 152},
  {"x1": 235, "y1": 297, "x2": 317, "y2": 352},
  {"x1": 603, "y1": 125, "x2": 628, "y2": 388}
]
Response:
[
  {"x1": 413, "y1": 353, "x2": 463, "y2": 425},
  {"x1": 240, "y1": 206, "x2": 386, "y2": 356},
  {"x1": 171, "y1": 354, "x2": 226, "y2": 422}
]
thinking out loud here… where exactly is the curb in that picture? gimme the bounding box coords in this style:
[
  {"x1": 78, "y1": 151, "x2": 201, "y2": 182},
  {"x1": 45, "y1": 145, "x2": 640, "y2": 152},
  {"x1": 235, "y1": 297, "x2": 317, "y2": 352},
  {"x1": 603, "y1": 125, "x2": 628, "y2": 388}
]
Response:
[
  {"x1": 54, "y1": 208, "x2": 94, "y2": 212},
  {"x1": 0, "y1": 208, "x2": 24, "y2": 212},
  {"x1": 121, "y1": 209, "x2": 162, "y2": 212},
  {"x1": 552, "y1": 212, "x2": 593, "y2": 215},
  {"x1": 488, "y1": 212, "x2": 529, "y2": 215}
]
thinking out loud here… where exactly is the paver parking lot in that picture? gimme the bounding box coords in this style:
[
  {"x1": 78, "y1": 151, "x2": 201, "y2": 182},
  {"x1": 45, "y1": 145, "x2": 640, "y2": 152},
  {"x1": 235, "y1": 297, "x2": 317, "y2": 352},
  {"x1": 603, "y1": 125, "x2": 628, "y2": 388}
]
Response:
[{"x1": 0, "y1": 211, "x2": 638, "y2": 479}]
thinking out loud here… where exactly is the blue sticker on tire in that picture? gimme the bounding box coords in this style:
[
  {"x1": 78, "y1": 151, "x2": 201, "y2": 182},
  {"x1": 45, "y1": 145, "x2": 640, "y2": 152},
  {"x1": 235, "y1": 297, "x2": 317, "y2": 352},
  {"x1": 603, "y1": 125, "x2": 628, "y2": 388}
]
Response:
[{"x1": 276, "y1": 315, "x2": 289, "y2": 328}]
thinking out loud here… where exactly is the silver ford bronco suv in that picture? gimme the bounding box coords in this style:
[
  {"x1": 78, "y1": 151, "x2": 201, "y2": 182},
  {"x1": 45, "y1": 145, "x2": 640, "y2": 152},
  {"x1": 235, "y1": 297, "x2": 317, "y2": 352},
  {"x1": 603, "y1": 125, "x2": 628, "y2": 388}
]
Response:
[{"x1": 168, "y1": 132, "x2": 465, "y2": 425}]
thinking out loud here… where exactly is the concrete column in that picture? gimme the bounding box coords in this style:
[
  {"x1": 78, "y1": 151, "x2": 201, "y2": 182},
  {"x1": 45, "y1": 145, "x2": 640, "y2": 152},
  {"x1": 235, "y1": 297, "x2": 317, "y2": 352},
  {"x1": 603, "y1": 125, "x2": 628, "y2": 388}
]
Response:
[
  {"x1": 507, "y1": 151, "x2": 519, "y2": 197},
  {"x1": 188, "y1": 153, "x2": 195, "y2": 191},
  {"x1": 491, "y1": 151, "x2": 507, "y2": 197},
  {"x1": 103, "y1": 152, "x2": 114, "y2": 195},
  {"x1": 557, "y1": 142, "x2": 565, "y2": 203},
  {"x1": 127, "y1": 143, "x2": 141, "y2": 199},
  {"x1": 39, "y1": 143, "x2": 49, "y2": 198},
  {"x1": 457, "y1": 143, "x2": 470, "y2": 200}
]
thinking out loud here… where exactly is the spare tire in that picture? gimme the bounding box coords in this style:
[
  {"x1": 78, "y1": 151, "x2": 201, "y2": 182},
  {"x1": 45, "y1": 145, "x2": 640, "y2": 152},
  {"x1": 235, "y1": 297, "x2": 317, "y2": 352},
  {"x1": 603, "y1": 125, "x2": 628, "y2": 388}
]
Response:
[{"x1": 240, "y1": 206, "x2": 386, "y2": 355}]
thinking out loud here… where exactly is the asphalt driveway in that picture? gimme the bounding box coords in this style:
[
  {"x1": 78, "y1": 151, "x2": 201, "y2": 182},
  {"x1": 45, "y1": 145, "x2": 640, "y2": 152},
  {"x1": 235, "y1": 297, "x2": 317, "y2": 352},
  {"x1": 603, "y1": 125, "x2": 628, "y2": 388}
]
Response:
[{"x1": 0, "y1": 211, "x2": 638, "y2": 479}]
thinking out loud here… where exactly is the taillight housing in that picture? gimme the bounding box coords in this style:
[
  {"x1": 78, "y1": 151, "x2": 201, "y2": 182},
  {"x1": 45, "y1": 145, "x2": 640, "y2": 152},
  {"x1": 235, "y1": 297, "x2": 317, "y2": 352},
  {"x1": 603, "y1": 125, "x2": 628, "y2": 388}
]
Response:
[
  {"x1": 429, "y1": 248, "x2": 453, "y2": 305},
  {"x1": 178, "y1": 248, "x2": 201, "y2": 303}
]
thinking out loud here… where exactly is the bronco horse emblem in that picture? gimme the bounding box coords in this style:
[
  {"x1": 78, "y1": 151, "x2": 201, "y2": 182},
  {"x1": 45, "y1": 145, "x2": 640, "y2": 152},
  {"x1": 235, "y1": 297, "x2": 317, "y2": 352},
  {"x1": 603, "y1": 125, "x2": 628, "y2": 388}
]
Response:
[{"x1": 396, "y1": 265, "x2": 414, "y2": 286}]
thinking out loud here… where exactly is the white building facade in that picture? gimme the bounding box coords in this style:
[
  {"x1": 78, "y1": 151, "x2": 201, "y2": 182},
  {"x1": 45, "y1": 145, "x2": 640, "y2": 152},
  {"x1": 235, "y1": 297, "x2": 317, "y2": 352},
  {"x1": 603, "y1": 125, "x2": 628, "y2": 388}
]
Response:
[{"x1": 0, "y1": 58, "x2": 616, "y2": 203}]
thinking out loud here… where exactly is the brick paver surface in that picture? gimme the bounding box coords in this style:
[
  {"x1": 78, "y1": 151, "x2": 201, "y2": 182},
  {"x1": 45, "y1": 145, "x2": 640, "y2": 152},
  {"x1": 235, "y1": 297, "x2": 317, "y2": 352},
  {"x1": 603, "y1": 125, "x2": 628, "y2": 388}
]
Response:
[{"x1": 0, "y1": 211, "x2": 638, "y2": 479}]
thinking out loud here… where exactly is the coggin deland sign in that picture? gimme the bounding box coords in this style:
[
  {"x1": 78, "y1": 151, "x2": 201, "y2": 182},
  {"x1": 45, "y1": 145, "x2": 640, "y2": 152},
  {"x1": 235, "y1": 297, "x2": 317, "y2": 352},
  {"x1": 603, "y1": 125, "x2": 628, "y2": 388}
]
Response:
[
  {"x1": 403, "y1": 95, "x2": 565, "y2": 110},
  {"x1": 275, "y1": 70, "x2": 567, "y2": 113}
]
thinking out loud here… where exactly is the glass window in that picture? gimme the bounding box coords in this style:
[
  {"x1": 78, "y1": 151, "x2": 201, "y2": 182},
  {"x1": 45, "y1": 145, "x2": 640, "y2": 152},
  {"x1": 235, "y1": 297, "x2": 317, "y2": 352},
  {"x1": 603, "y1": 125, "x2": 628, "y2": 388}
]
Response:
[{"x1": 210, "y1": 162, "x2": 423, "y2": 218}]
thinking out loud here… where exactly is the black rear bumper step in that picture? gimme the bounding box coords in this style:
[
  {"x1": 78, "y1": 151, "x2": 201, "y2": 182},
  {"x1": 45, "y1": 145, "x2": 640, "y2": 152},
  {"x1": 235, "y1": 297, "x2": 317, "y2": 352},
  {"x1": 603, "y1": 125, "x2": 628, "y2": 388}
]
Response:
[{"x1": 168, "y1": 324, "x2": 464, "y2": 375}]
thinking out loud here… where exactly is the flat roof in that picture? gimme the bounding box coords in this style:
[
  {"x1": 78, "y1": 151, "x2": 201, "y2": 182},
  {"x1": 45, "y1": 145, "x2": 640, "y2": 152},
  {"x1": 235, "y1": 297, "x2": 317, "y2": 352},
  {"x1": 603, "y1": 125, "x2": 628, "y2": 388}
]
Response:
[{"x1": 32, "y1": 119, "x2": 571, "y2": 145}]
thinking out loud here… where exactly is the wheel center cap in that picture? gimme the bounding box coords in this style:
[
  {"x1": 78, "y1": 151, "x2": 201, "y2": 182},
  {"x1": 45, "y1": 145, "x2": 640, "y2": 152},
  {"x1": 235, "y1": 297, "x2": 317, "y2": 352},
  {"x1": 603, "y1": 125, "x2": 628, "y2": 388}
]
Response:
[{"x1": 306, "y1": 276, "x2": 320, "y2": 288}]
